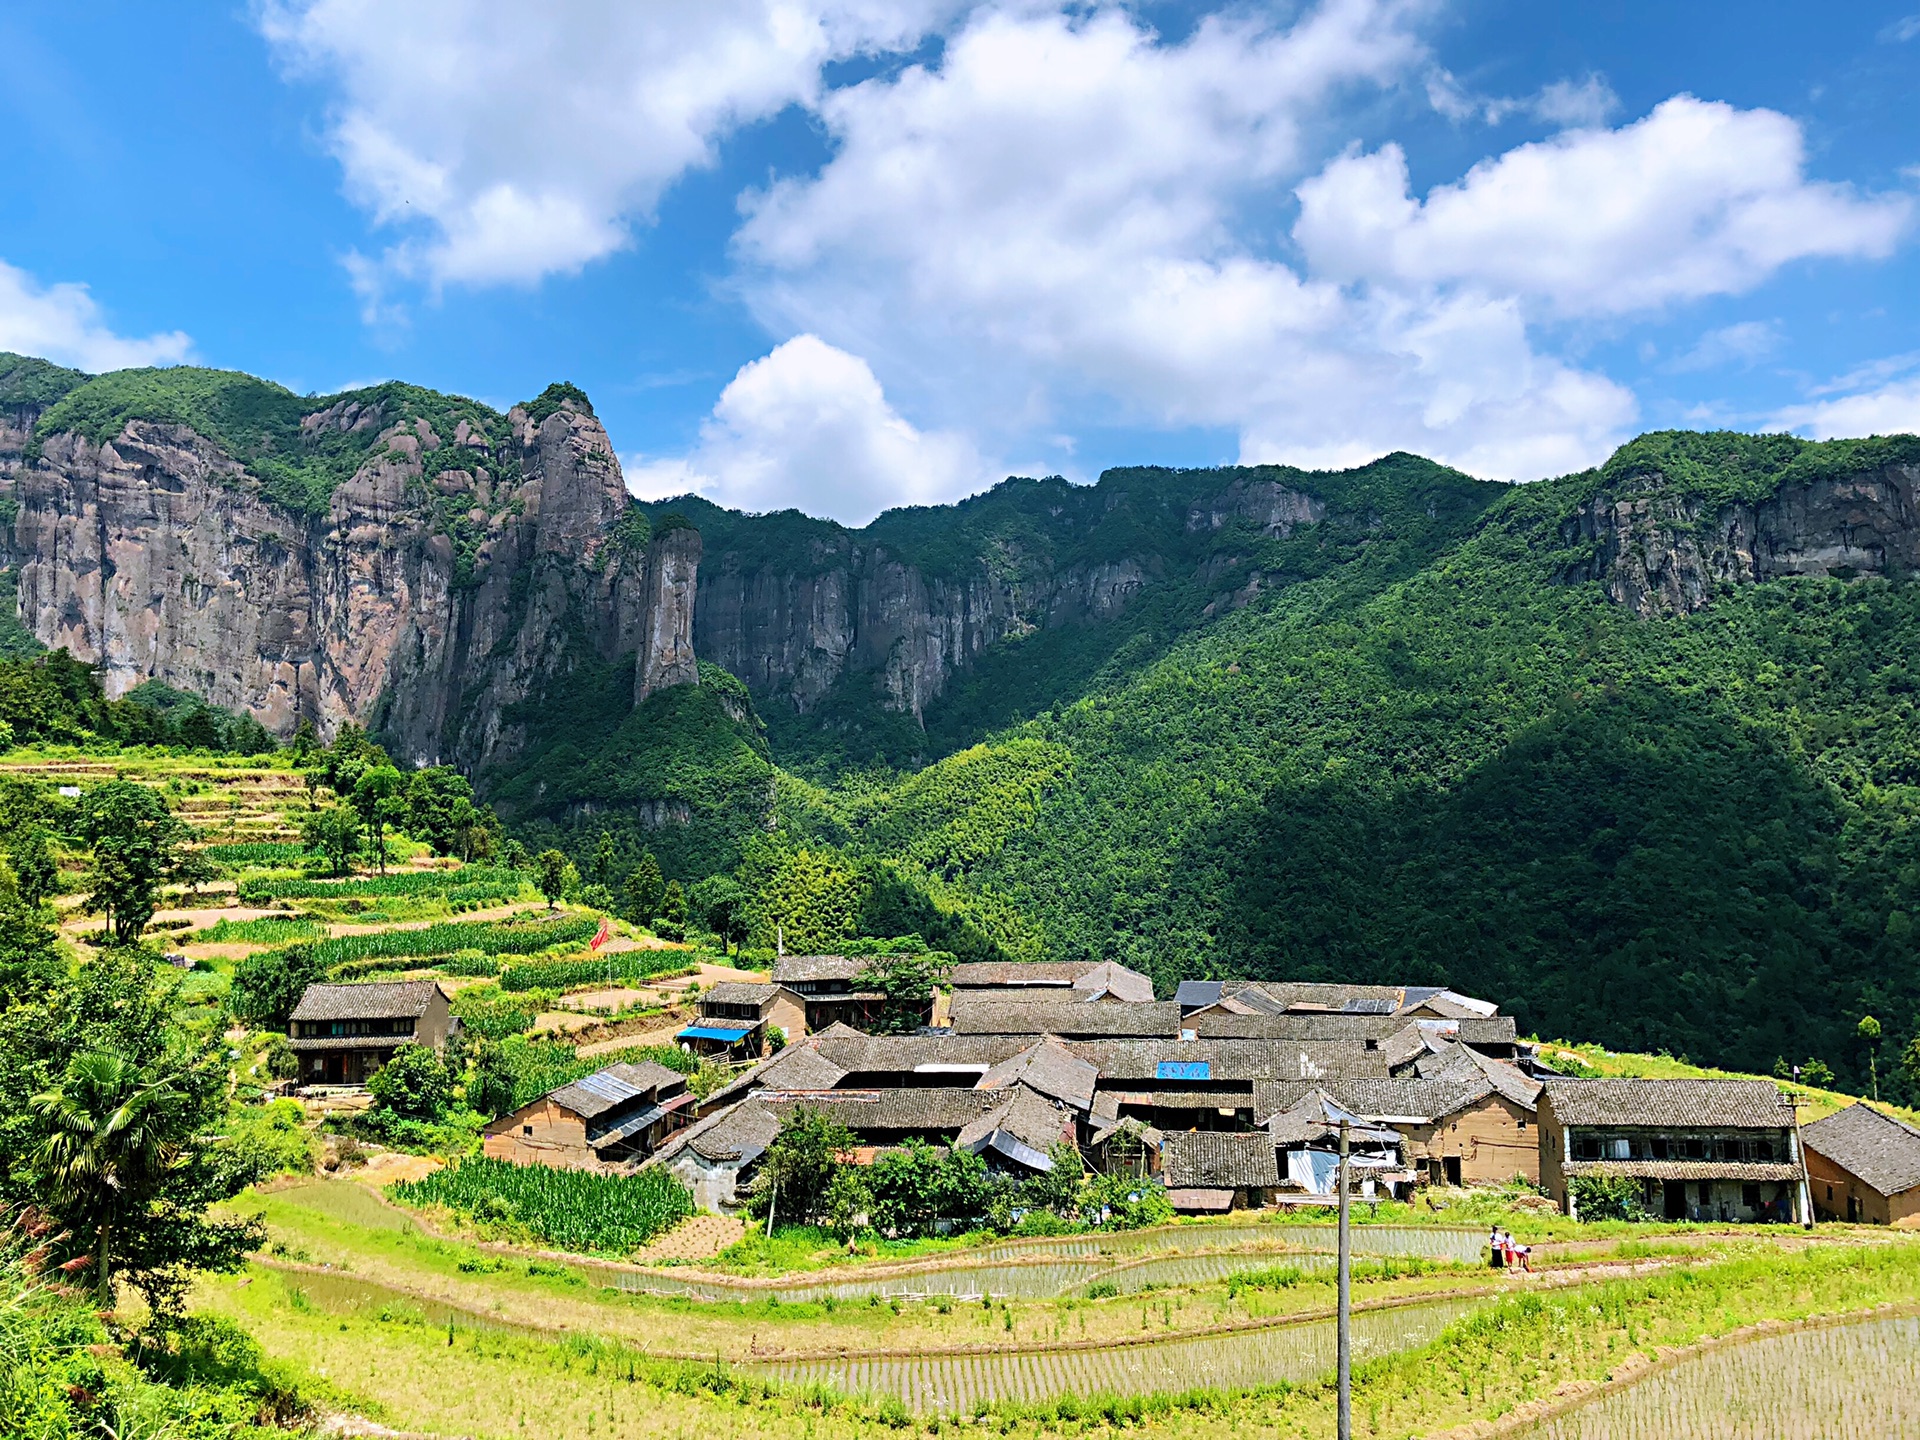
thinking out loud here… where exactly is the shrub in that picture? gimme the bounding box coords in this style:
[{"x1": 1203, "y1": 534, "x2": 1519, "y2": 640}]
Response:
[
  {"x1": 1572, "y1": 1173, "x2": 1651, "y2": 1222},
  {"x1": 367, "y1": 1043, "x2": 452, "y2": 1122}
]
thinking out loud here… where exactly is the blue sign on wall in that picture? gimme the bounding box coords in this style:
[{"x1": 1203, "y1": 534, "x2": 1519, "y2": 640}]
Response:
[{"x1": 1155, "y1": 1060, "x2": 1210, "y2": 1081}]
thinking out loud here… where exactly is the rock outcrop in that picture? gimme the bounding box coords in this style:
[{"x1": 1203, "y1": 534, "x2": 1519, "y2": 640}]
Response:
[
  {"x1": 1558, "y1": 462, "x2": 1920, "y2": 617},
  {"x1": 0, "y1": 397, "x2": 698, "y2": 769}
]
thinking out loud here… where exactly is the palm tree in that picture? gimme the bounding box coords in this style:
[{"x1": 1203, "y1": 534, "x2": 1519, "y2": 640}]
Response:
[{"x1": 32, "y1": 1052, "x2": 186, "y2": 1303}]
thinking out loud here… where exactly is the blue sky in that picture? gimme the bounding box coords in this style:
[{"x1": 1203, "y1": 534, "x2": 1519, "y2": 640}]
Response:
[{"x1": 3, "y1": 1, "x2": 1918, "y2": 523}]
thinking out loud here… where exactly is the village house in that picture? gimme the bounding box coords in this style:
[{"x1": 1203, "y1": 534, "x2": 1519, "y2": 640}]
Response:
[
  {"x1": 287, "y1": 980, "x2": 453, "y2": 1088},
  {"x1": 1538, "y1": 1078, "x2": 1808, "y2": 1223},
  {"x1": 770, "y1": 955, "x2": 892, "y2": 1032},
  {"x1": 1159, "y1": 1131, "x2": 1282, "y2": 1213},
  {"x1": 1262, "y1": 1088, "x2": 1407, "y2": 1199},
  {"x1": 482, "y1": 1060, "x2": 693, "y2": 1170},
  {"x1": 652, "y1": 1099, "x2": 782, "y2": 1213},
  {"x1": 676, "y1": 981, "x2": 805, "y2": 1059},
  {"x1": 1175, "y1": 981, "x2": 1498, "y2": 1021},
  {"x1": 948, "y1": 960, "x2": 1155, "y2": 1004},
  {"x1": 1802, "y1": 1102, "x2": 1920, "y2": 1225}
]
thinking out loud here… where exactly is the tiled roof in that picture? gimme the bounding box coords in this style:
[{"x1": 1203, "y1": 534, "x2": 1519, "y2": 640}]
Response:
[
  {"x1": 771, "y1": 955, "x2": 866, "y2": 983},
  {"x1": 1379, "y1": 1024, "x2": 1429, "y2": 1070},
  {"x1": 1175, "y1": 980, "x2": 1223, "y2": 1010},
  {"x1": 702, "y1": 981, "x2": 779, "y2": 1007},
  {"x1": 763, "y1": 1088, "x2": 1004, "y2": 1132},
  {"x1": 949, "y1": 961, "x2": 1103, "y2": 987},
  {"x1": 1562, "y1": 1160, "x2": 1802, "y2": 1182},
  {"x1": 1189, "y1": 1012, "x2": 1409, "y2": 1042},
  {"x1": 1263, "y1": 1089, "x2": 1399, "y2": 1148},
  {"x1": 289, "y1": 980, "x2": 442, "y2": 1022},
  {"x1": 956, "y1": 1084, "x2": 1076, "y2": 1157},
  {"x1": 976, "y1": 1038, "x2": 1099, "y2": 1112},
  {"x1": 1253, "y1": 1077, "x2": 1497, "y2": 1126},
  {"x1": 1416, "y1": 1044, "x2": 1541, "y2": 1109},
  {"x1": 1457, "y1": 1016, "x2": 1520, "y2": 1045},
  {"x1": 1803, "y1": 1103, "x2": 1920, "y2": 1197},
  {"x1": 287, "y1": 1035, "x2": 412, "y2": 1052},
  {"x1": 548, "y1": 1061, "x2": 685, "y2": 1120},
  {"x1": 815, "y1": 1032, "x2": 1029, "y2": 1073},
  {"x1": 1160, "y1": 1131, "x2": 1281, "y2": 1189},
  {"x1": 1543, "y1": 1079, "x2": 1793, "y2": 1130},
  {"x1": 1072, "y1": 1038, "x2": 1389, "y2": 1083},
  {"x1": 682, "y1": 1101, "x2": 782, "y2": 1165},
  {"x1": 950, "y1": 999, "x2": 1182, "y2": 1037},
  {"x1": 1074, "y1": 962, "x2": 1156, "y2": 1003}
]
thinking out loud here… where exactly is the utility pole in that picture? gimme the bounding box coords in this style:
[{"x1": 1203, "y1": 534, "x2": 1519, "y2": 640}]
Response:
[{"x1": 1337, "y1": 1117, "x2": 1351, "y2": 1440}]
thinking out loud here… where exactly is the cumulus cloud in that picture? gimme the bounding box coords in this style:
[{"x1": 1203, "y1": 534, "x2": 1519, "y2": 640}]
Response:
[
  {"x1": 1772, "y1": 356, "x2": 1920, "y2": 438},
  {"x1": 256, "y1": 0, "x2": 959, "y2": 295},
  {"x1": 1295, "y1": 97, "x2": 1912, "y2": 318},
  {"x1": 0, "y1": 259, "x2": 191, "y2": 372},
  {"x1": 625, "y1": 335, "x2": 987, "y2": 524}
]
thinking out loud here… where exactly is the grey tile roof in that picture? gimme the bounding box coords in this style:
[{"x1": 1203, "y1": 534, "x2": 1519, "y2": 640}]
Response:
[
  {"x1": 814, "y1": 1032, "x2": 1030, "y2": 1073},
  {"x1": 1175, "y1": 980, "x2": 1223, "y2": 1010},
  {"x1": 289, "y1": 980, "x2": 442, "y2": 1022},
  {"x1": 1562, "y1": 1160, "x2": 1802, "y2": 1182},
  {"x1": 949, "y1": 961, "x2": 1104, "y2": 987},
  {"x1": 956, "y1": 1084, "x2": 1076, "y2": 1156},
  {"x1": 682, "y1": 1100, "x2": 782, "y2": 1165},
  {"x1": 1802, "y1": 1103, "x2": 1920, "y2": 1197},
  {"x1": 763, "y1": 1088, "x2": 1005, "y2": 1132},
  {"x1": 977, "y1": 1038, "x2": 1099, "y2": 1112},
  {"x1": 1379, "y1": 1024, "x2": 1429, "y2": 1071},
  {"x1": 1457, "y1": 1016, "x2": 1520, "y2": 1045},
  {"x1": 702, "y1": 981, "x2": 779, "y2": 1007},
  {"x1": 1188, "y1": 1012, "x2": 1410, "y2": 1042},
  {"x1": 1264, "y1": 1089, "x2": 1400, "y2": 1148},
  {"x1": 1253, "y1": 1077, "x2": 1497, "y2": 1125},
  {"x1": 547, "y1": 1061, "x2": 685, "y2": 1120},
  {"x1": 1160, "y1": 1131, "x2": 1281, "y2": 1189},
  {"x1": 950, "y1": 999, "x2": 1182, "y2": 1037},
  {"x1": 1071, "y1": 1038, "x2": 1389, "y2": 1083},
  {"x1": 771, "y1": 955, "x2": 866, "y2": 984},
  {"x1": 1073, "y1": 962, "x2": 1156, "y2": 1003},
  {"x1": 1543, "y1": 1079, "x2": 1793, "y2": 1130},
  {"x1": 287, "y1": 1035, "x2": 412, "y2": 1052}
]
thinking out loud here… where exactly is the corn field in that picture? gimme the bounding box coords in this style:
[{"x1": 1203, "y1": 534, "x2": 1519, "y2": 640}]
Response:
[
  {"x1": 301, "y1": 913, "x2": 601, "y2": 971},
  {"x1": 1525, "y1": 1313, "x2": 1920, "y2": 1438},
  {"x1": 499, "y1": 950, "x2": 693, "y2": 992},
  {"x1": 190, "y1": 915, "x2": 326, "y2": 945},
  {"x1": 239, "y1": 865, "x2": 526, "y2": 905},
  {"x1": 203, "y1": 840, "x2": 308, "y2": 867},
  {"x1": 758, "y1": 1294, "x2": 1484, "y2": 1411},
  {"x1": 388, "y1": 1157, "x2": 695, "y2": 1254}
]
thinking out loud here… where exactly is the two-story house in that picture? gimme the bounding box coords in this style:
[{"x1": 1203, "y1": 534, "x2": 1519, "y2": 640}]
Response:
[
  {"x1": 676, "y1": 981, "x2": 805, "y2": 1058},
  {"x1": 287, "y1": 980, "x2": 454, "y2": 1088},
  {"x1": 769, "y1": 955, "x2": 890, "y2": 1032},
  {"x1": 1538, "y1": 1078, "x2": 1809, "y2": 1223}
]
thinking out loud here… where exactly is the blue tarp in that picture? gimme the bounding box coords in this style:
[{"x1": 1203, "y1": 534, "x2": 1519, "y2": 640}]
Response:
[
  {"x1": 1155, "y1": 1059, "x2": 1211, "y2": 1080},
  {"x1": 677, "y1": 1025, "x2": 754, "y2": 1043}
]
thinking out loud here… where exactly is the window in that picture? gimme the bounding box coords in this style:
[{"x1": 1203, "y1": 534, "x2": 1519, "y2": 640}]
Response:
[
  {"x1": 1742, "y1": 1183, "x2": 1761, "y2": 1209},
  {"x1": 523, "y1": 1125, "x2": 533, "y2": 1137},
  {"x1": 1603, "y1": 1137, "x2": 1630, "y2": 1160},
  {"x1": 1517, "y1": 1117, "x2": 1528, "y2": 1130}
]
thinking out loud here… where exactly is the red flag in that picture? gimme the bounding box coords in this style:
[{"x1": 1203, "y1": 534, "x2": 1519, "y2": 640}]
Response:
[{"x1": 589, "y1": 918, "x2": 611, "y2": 951}]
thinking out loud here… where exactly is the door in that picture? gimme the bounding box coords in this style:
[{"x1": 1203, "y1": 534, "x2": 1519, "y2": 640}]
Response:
[
  {"x1": 1663, "y1": 1180, "x2": 1687, "y2": 1220},
  {"x1": 1443, "y1": 1156, "x2": 1462, "y2": 1186}
]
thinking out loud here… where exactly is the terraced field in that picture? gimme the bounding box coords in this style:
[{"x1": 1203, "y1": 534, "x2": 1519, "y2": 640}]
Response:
[{"x1": 759, "y1": 1293, "x2": 1486, "y2": 1411}]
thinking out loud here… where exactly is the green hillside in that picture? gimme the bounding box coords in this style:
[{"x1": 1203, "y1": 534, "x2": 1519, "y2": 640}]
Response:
[{"x1": 734, "y1": 432, "x2": 1920, "y2": 1097}]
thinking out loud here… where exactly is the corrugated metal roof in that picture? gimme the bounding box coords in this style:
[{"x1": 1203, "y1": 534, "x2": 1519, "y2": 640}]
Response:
[{"x1": 679, "y1": 1024, "x2": 755, "y2": 1042}]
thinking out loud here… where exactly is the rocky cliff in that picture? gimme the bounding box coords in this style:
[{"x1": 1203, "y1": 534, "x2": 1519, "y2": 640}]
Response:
[
  {"x1": 1556, "y1": 449, "x2": 1920, "y2": 617},
  {"x1": 655, "y1": 456, "x2": 1497, "y2": 764},
  {"x1": 0, "y1": 364, "x2": 699, "y2": 770}
]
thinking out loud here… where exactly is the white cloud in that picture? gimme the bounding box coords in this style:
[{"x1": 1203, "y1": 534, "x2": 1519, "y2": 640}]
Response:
[
  {"x1": 1772, "y1": 356, "x2": 1920, "y2": 438},
  {"x1": 1427, "y1": 69, "x2": 1618, "y2": 128},
  {"x1": 0, "y1": 259, "x2": 192, "y2": 373},
  {"x1": 1666, "y1": 319, "x2": 1781, "y2": 373},
  {"x1": 256, "y1": 0, "x2": 958, "y2": 296},
  {"x1": 1295, "y1": 97, "x2": 1912, "y2": 318},
  {"x1": 625, "y1": 335, "x2": 987, "y2": 524}
]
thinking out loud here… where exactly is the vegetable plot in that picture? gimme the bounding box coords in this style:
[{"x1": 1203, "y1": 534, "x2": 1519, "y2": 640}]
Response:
[{"x1": 389, "y1": 1157, "x2": 695, "y2": 1254}]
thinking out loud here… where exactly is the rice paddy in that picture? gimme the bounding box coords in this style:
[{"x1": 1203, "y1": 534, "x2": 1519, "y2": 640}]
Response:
[
  {"x1": 1523, "y1": 1312, "x2": 1920, "y2": 1438},
  {"x1": 758, "y1": 1293, "x2": 1487, "y2": 1411}
]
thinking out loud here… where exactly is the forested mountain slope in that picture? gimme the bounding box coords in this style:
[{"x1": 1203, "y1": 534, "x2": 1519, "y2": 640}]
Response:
[{"x1": 797, "y1": 432, "x2": 1920, "y2": 1092}]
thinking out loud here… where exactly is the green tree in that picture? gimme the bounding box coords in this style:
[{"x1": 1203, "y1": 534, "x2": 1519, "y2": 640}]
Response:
[
  {"x1": 351, "y1": 765, "x2": 405, "y2": 875},
  {"x1": 535, "y1": 849, "x2": 568, "y2": 909},
  {"x1": 299, "y1": 803, "x2": 362, "y2": 877},
  {"x1": 76, "y1": 780, "x2": 192, "y2": 944},
  {"x1": 855, "y1": 950, "x2": 951, "y2": 1035},
  {"x1": 176, "y1": 706, "x2": 225, "y2": 752},
  {"x1": 30, "y1": 1048, "x2": 264, "y2": 1312},
  {"x1": 405, "y1": 766, "x2": 475, "y2": 856},
  {"x1": 751, "y1": 1107, "x2": 856, "y2": 1229},
  {"x1": 688, "y1": 875, "x2": 749, "y2": 954},
  {"x1": 7, "y1": 824, "x2": 57, "y2": 907},
  {"x1": 593, "y1": 831, "x2": 616, "y2": 887},
  {"x1": 657, "y1": 880, "x2": 687, "y2": 942},
  {"x1": 625, "y1": 852, "x2": 665, "y2": 926},
  {"x1": 1858, "y1": 1015, "x2": 1883, "y2": 1101},
  {"x1": 1801, "y1": 1058, "x2": 1836, "y2": 1088},
  {"x1": 0, "y1": 865, "x2": 62, "y2": 1004},
  {"x1": 367, "y1": 1044, "x2": 452, "y2": 1123},
  {"x1": 228, "y1": 945, "x2": 326, "y2": 1029},
  {"x1": 822, "y1": 1166, "x2": 871, "y2": 1242}
]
